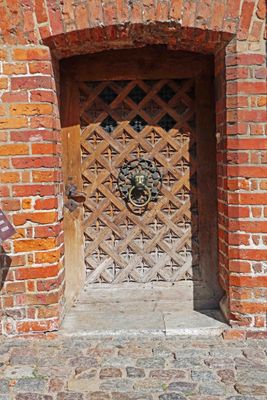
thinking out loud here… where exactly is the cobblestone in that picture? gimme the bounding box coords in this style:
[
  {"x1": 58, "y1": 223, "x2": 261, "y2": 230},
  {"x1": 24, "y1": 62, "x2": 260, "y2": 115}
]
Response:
[{"x1": 0, "y1": 335, "x2": 266, "y2": 399}]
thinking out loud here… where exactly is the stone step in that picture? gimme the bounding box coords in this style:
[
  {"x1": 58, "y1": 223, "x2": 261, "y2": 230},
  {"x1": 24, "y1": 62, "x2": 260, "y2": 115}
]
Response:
[{"x1": 61, "y1": 305, "x2": 227, "y2": 337}]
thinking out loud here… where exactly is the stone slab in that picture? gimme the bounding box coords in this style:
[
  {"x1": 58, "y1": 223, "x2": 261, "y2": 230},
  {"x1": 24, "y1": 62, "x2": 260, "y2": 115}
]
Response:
[
  {"x1": 61, "y1": 309, "x2": 165, "y2": 336},
  {"x1": 61, "y1": 302, "x2": 227, "y2": 337},
  {"x1": 163, "y1": 310, "x2": 227, "y2": 336}
]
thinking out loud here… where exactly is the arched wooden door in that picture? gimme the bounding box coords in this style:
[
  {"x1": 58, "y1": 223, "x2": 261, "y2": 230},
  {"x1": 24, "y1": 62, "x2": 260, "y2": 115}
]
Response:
[{"x1": 61, "y1": 47, "x2": 221, "y2": 309}]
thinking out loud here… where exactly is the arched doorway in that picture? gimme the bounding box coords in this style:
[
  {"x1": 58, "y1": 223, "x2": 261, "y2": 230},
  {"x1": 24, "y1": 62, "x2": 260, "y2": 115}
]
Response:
[{"x1": 61, "y1": 46, "x2": 222, "y2": 325}]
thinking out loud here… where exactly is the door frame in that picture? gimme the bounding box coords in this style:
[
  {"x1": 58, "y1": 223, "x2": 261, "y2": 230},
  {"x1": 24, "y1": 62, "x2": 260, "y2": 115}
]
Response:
[{"x1": 60, "y1": 46, "x2": 222, "y2": 309}]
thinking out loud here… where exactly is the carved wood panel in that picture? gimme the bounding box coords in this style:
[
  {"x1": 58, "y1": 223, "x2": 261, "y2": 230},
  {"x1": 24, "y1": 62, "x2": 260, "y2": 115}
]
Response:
[{"x1": 79, "y1": 79, "x2": 199, "y2": 285}]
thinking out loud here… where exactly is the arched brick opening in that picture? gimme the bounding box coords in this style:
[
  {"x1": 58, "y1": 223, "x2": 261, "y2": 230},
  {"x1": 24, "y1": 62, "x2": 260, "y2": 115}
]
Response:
[
  {"x1": 58, "y1": 30, "x2": 226, "y2": 314},
  {"x1": 0, "y1": 0, "x2": 266, "y2": 336}
]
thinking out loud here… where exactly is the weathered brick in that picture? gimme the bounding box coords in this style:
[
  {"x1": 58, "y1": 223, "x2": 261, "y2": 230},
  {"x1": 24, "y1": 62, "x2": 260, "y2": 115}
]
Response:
[
  {"x1": 15, "y1": 265, "x2": 60, "y2": 280},
  {"x1": 13, "y1": 48, "x2": 51, "y2": 61},
  {"x1": 0, "y1": 172, "x2": 20, "y2": 183},
  {"x1": 3, "y1": 63, "x2": 27, "y2": 74},
  {"x1": 11, "y1": 76, "x2": 53, "y2": 90},
  {"x1": 14, "y1": 238, "x2": 57, "y2": 252},
  {"x1": 13, "y1": 212, "x2": 57, "y2": 226},
  {"x1": 0, "y1": 117, "x2": 28, "y2": 129},
  {"x1": 10, "y1": 104, "x2": 53, "y2": 116}
]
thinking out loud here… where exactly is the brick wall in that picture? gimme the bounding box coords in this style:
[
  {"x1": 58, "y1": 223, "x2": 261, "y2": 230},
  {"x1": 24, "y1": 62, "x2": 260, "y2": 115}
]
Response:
[
  {"x1": 0, "y1": 45, "x2": 64, "y2": 334},
  {"x1": 0, "y1": 0, "x2": 266, "y2": 336}
]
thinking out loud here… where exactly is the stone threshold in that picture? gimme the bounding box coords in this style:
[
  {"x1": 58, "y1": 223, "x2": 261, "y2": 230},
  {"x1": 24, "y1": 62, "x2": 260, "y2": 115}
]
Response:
[{"x1": 60, "y1": 306, "x2": 228, "y2": 337}]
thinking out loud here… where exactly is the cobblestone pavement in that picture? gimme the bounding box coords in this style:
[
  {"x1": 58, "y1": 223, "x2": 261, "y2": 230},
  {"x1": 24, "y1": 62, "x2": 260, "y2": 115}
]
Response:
[{"x1": 0, "y1": 334, "x2": 267, "y2": 400}]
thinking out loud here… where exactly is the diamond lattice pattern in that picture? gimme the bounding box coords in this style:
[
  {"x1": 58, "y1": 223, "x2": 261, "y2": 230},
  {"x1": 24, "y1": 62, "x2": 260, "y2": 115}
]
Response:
[{"x1": 79, "y1": 79, "x2": 199, "y2": 284}]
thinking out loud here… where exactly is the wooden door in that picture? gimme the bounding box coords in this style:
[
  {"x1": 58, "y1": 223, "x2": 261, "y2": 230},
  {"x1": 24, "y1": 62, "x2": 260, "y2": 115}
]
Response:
[{"x1": 61, "y1": 48, "x2": 222, "y2": 309}]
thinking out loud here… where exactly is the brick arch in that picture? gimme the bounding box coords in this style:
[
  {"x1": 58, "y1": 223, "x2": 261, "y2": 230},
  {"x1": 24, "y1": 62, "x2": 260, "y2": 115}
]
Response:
[
  {"x1": 36, "y1": 0, "x2": 243, "y2": 56},
  {"x1": 45, "y1": 23, "x2": 233, "y2": 59},
  {"x1": 38, "y1": 1, "x2": 239, "y2": 33}
]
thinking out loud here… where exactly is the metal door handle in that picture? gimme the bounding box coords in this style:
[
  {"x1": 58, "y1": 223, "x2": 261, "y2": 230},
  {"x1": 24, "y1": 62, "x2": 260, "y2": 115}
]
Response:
[{"x1": 65, "y1": 184, "x2": 86, "y2": 212}]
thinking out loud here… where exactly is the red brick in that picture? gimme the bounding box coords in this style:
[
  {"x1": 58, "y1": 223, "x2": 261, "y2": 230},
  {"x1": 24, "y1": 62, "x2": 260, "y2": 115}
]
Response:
[
  {"x1": 10, "y1": 104, "x2": 53, "y2": 116},
  {"x1": 14, "y1": 238, "x2": 56, "y2": 252},
  {"x1": 12, "y1": 185, "x2": 56, "y2": 197},
  {"x1": 35, "y1": 0, "x2": 48, "y2": 23},
  {"x1": 228, "y1": 82, "x2": 266, "y2": 95},
  {"x1": 48, "y1": 7, "x2": 63, "y2": 36},
  {"x1": 0, "y1": 49, "x2": 7, "y2": 60},
  {"x1": 30, "y1": 90, "x2": 55, "y2": 103},
  {"x1": 30, "y1": 116, "x2": 55, "y2": 129},
  {"x1": 227, "y1": 138, "x2": 267, "y2": 150},
  {"x1": 34, "y1": 224, "x2": 61, "y2": 237},
  {"x1": 226, "y1": 206, "x2": 250, "y2": 218},
  {"x1": 228, "y1": 220, "x2": 267, "y2": 233},
  {"x1": 249, "y1": 20, "x2": 264, "y2": 42},
  {"x1": 0, "y1": 144, "x2": 29, "y2": 156},
  {"x1": 23, "y1": 10, "x2": 35, "y2": 32},
  {"x1": 10, "y1": 130, "x2": 56, "y2": 142},
  {"x1": 226, "y1": 67, "x2": 249, "y2": 80},
  {"x1": 3, "y1": 63, "x2": 27, "y2": 74},
  {"x1": 130, "y1": 0, "x2": 143, "y2": 23},
  {"x1": 212, "y1": 0, "x2": 225, "y2": 30},
  {"x1": 226, "y1": 54, "x2": 265, "y2": 66},
  {"x1": 16, "y1": 319, "x2": 59, "y2": 333},
  {"x1": 12, "y1": 157, "x2": 60, "y2": 169},
  {"x1": 22, "y1": 198, "x2": 32, "y2": 210},
  {"x1": 0, "y1": 78, "x2": 8, "y2": 89},
  {"x1": 29, "y1": 61, "x2": 52, "y2": 74},
  {"x1": 11, "y1": 76, "x2": 52, "y2": 90},
  {"x1": 1, "y1": 91, "x2": 28, "y2": 102},
  {"x1": 230, "y1": 287, "x2": 254, "y2": 300},
  {"x1": 229, "y1": 260, "x2": 251, "y2": 273},
  {"x1": 254, "y1": 315, "x2": 266, "y2": 328},
  {"x1": 230, "y1": 275, "x2": 267, "y2": 288},
  {"x1": 13, "y1": 212, "x2": 57, "y2": 226},
  {"x1": 1, "y1": 199, "x2": 20, "y2": 211},
  {"x1": 227, "y1": 166, "x2": 267, "y2": 178},
  {"x1": 115, "y1": 0, "x2": 128, "y2": 23},
  {"x1": 195, "y1": 0, "x2": 211, "y2": 28},
  {"x1": 37, "y1": 305, "x2": 60, "y2": 319},
  {"x1": 13, "y1": 48, "x2": 50, "y2": 61},
  {"x1": 0, "y1": 172, "x2": 20, "y2": 183},
  {"x1": 169, "y1": 0, "x2": 182, "y2": 20},
  {"x1": 223, "y1": 329, "x2": 246, "y2": 340},
  {"x1": 35, "y1": 249, "x2": 61, "y2": 264},
  {"x1": 256, "y1": 0, "x2": 266, "y2": 19},
  {"x1": 5, "y1": 282, "x2": 26, "y2": 294},
  {"x1": 32, "y1": 143, "x2": 56, "y2": 155},
  {"x1": 15, "y1": 265, "x2": 59, "y2": 280},
  {"x1": 238, "y1": 1, "x2": 255, "y2": 40},
  {"x1": 228, "y1": 233, "x2": 249, "y2": 246},
  {"x1": 255, "y1": 67, "x2": 267, "y2": 79},
  {"x1": 229, "y1": 248, "x2": 267, "y2": 262},
  {"x1": 0, "y1": 117, "x2": 28, "y2": 129},
  {"x1": 34, "y1": 196, "x2": 58, "y2": 210},
  {"x1": 32, "y1": 171, "x2": 59, "y2": 183},
  {"x1": 26, "y1": 292, "x2": 60, "y2": 306},
  {"x1": 75, "y1": 3, "x2": 89, "y2": 30},
  {"x1": 232, "y1": 301, "x2": 267, "y2": 313}
]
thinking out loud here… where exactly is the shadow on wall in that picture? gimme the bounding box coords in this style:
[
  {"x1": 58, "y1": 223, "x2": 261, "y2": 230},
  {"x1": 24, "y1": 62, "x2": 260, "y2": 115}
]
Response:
[{"x1": 0, "y1": 245, "x2": 11, "y2": 291}]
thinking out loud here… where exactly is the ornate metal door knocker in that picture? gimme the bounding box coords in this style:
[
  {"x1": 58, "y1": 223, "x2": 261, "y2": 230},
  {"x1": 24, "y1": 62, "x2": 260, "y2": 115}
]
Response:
[{"x1": 117, "y1": 159, "x2": 162, "y2": 208}]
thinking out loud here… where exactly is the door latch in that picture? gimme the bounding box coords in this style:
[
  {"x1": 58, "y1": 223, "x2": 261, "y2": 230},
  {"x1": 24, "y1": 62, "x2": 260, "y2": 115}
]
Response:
[{"x1": 64, "y1": 184, "x2": 86, "y2": 212}]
